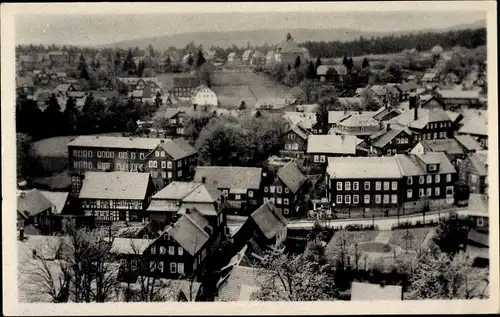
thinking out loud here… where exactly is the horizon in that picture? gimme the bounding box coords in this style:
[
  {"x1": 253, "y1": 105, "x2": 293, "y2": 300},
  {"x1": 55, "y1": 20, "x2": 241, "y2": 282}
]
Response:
[{"x1": 15, "y1": 11, "x2": 486, "y2": 47}]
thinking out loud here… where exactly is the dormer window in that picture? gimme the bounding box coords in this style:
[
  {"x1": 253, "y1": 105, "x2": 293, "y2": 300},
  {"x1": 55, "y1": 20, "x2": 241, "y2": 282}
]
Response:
[{"x1": 428, "y1": 164, "x2": 437, "y2": 172}]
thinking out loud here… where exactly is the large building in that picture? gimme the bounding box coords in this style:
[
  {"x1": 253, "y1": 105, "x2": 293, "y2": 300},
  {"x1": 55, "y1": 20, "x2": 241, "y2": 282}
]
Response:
[
  {"x1": 68, "y1": 136, "x2": 168, "y2": 194},
  {"x1": 274, "y1": 33, "x2": 310, "y2": 67}
]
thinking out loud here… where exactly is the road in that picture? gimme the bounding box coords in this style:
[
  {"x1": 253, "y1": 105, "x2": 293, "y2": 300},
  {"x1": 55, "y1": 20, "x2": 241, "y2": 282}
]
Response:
[{"x1": 227, "y1": 207, "x2": 480, "y2": 233}]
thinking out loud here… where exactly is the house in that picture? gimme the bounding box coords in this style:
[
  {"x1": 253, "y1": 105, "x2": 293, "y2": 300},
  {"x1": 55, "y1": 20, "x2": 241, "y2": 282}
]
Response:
[
  {"x1": 265, "y1": 51, "x2": 275, "y2": 65},
  {"x1": 351, "y1": 282, "x2": 403, "y2": 301},
  {"x1": 280, "y1": 124, "x2": 309, "y2": 158},
  {"x1": 18, "y1": 55, "x2": 35, "y2": 71},
  {"x1": 328, "y1": 110, "x2": 376, "y2": 129},
  {"x1": 79, "y1": 172, "x2": 156, "y2": 225},
  {"x1": 227, "y1": 52, "x2": 239, "y2": 63},
  {"x1": 388, "y1": 94, "x2": 457, "y2": 141},
  {"x1": 116, "y1": 278, "x2": 202, "y2": 302},
  {"x1": 232, "y1": 202, "x2": 288, "y2": 252},
  {"x1": 421, "y1": 72, "x2": 439, "y2": 84},
  {"x1": 34, "y1": 71, "x2": 51, "y2": 85},
  {"x1": 115, "y1": 221, "x2": 163, "y2": 239},
  {"x1": 465, "y1": 194, "x2": 489, "y2": 267},
  {"x1": 454, "y1": 134, "x2": 483, "y2": 153},
  {"x1": 282, "y1": 112, "x2": 320, "y2": 134},
  {"x1": 307, "y1": 134, "x2": 363, "y2": 164},
  {"x1": 411, "y1": 135, "x2": 481, "y2": 167},
  {"x1": 255, "y1": 97, "x2": 297, "y2": 112},
  {"x1": 17, "y1": 189, "x2": 54, "y2": 233},
  {"x1": 194, "y1": 167, "x2": 263, "y2": 216},
  {"x1": 395, "y1": 152, "x2": 457, "y2": 212},
  {"x1": 154, "y1": 108, "x2": 187, "y2": 138},
  {"x1": 440, "y1": 72, "x2": 460, "y2": 86},
  {"x1": 332, "y1": 113, "x2": 383, "y2": 141},
  {"x1": 372, "y1": 105, "x2": 402, "y2": 122},
  {"x1": 419, "y1": 95, "x2": 447, "y2": 111},
  {"x1": 172, "y1": 76, "x2": 201, "y2": 98},
  {"x1": 274, "y1": 34, "x2": 310, "y2": 67},
  {"x1": 16, "y1": 76, "x2": 35, "y2": 98},
  {"x1": 48, "y1": 51, "x2": 69, "y2": 66},
  {"x1": 396, "y1": 81, "x2": 418, "y2": 101},
  {"x1": 242, "y1": 50, "x2": 254, "y2": 62},
  {"x1": 458, "y1": 151, "x2": 488, "y2": 195},
  {"x1": 369, "y1": 125, "x2": 414, "y2": 156},
  {"x1": 262, "y1": 161, "x2": 308, "y2": 218},
  {"x1": 458, "y1": 112, "x2": 488, "y2": 149},
  {"x1": 250, "y1": 51, "x2": 264, "y2": 67},
  {"x1": 191, "y1": 85, "x2": 218, "y2": 106},
  {"x1": 38, "y1": 190, "x2": 73, "y2": 216},
  {"x1": 53, "y1": 83, "x2": 77, "y2": 98},
  {"x1": 438, "y1": 90, "x2": 480, "y2": 108},
  {"x1": 317, "y1": 65, "x2": 334, "y2": 82},
  {"x1": 144, "y1": 138, "x2": 198, "y2": 190},
  {"x1": 68, "y1": 136, "x2": 168, "y2": 194}
]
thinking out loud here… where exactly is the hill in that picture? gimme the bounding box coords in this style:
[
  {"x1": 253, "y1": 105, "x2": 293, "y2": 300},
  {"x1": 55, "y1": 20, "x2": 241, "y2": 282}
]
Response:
[{"x1": 102, "y1": 20, "x2": 486, "y2": 50}]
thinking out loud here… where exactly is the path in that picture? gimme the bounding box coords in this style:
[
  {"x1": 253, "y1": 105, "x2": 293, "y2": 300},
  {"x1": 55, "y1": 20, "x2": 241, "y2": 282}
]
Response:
[{"x1": 373, "y1": 231, "x2": 392, "y2": 244}]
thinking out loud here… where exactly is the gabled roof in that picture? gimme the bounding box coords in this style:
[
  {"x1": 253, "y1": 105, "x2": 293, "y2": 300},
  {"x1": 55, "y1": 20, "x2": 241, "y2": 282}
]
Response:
[
  {"x1": 390, "y1": 108, "x2": 452, "y2": 130},
  {"x1": 167, "y1": 213, "x2": 210, "y2": 256},
  {"x1": 182, "y1": 183, "x2": 222, "y2": 203},
  {"x1": 420, "y1": 139, "x2": 465, "y2": 155},
  {"x1": 397, "y1": 81, "x2": 418, "y2": 92},
  {"x1": 110, "y1": 238, "x2": 153, "y2": 255},
  {"x1": 288, "y1": 124, "x2": 309, "y2": 140},
  {"x1": 468, "y1": 151, "x2": 488, "y2": 176},
  {"x1": 454, "y1": 135, "x2": 483, "y2": 151},
  {"x1": 395, "y1": 152, "x2": 456, "y2": 176},
  {"x1": 68, "y1": 135, "x2": 167, "y2": 150},
  {"x1": 194, "y1": 166, "x2": 262, "y2": 191},
  {"x1": 327, "y1": 156, "x2": 402, "y2": 179},
  {"x1": 422, "y1": 72, "x2": 438, "y2": 80},
  {"x1": 371, "y1": 128, "x2": 411, "y2": 148},
  {"x1": 79, "y1": 172, "x2": 151, "y2": 200},
  {"x1": 250, "y1": 202, "x2": 288, "y2": 240},
  {"x1": 307, "y1": 134, "x2": 358, "y2": 154},
  {"x1": 372, "y1": 106, "x2": 402, "y2": 121},
  {"x1": 39, "y1": 191, "x2": 69, "y2": 215},
  {"x1": 153, "y1": 139, "x2": 197, "y2": 160},
  {"x1": 351, "y1": 282, "x2": 402, "y2": 301},
  {"x1": 17, "y1": 189, "x2": 54, "y2": 218},
  {"x1": 316, "y1": 65, "x2": 332, "y2": 76},
  {"x1": 370, "y1": 85, "x2": 387, "y2": 96},
  {"x1": 217, "y1": 265, "x2": 273, "y2": 301},
  {"x1": 276, "y1": 162, "x2": 307, "y2": 194},
  {"x1": 438, "y1": 89, "x2": 480, "y2": 100},
  {"x1": 152, "y1": 181, "x2": 202, "y2": 200},
  {"x1": 459, "y1": 114, "x2": 487, "y2": 136},
  {"x1": 283, "y1": 112, "x2": 317, "y2": 130},
  {"x1": 339, "y1": 114, "x2": 380, "y2": 128}
]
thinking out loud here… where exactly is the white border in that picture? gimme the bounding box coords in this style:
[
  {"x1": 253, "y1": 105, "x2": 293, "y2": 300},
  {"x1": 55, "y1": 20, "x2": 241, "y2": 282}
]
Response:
[{"x1": 2, "y1": 2, "x2": 499, "y2": 315}]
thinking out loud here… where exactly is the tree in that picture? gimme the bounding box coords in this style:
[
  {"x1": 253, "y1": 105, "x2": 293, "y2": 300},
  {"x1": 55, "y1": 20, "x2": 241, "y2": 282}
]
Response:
[
  {"x1": 342, "y1": 55, "x2": 348, "y2": 67},
  {"x1": 294, "y1": 56, "x2": 301, "y2": 69},
  {"x1": 63, "y1": 97, "x2": 79, "y2": 134},
  {"x1": 187, "y1": 54, "x2": 194, "y2": 66},
  {"x1": 16, "y1": 133, "x2": 32, "y2": 179},
  {"x1": 434, "y1": 211, "x2": 470, "y2": 255},
  {"x1": 306, "y1": 61, "x2": 316, "y2": 79},
  {"x1": 137, "y1": 60, "x2": 145, "y2": 77},
  {"x1": 347, "y1": 57, "x2": 354, "y2": 70},
  {"x1": 195, "y1": 50, "x2": 206, "y2": 68},
  {"x1": 154, "y1": 92, "x2": 163, "y2": 109},
  {"x1": 251, "y1": 251, "x2": 339, "y2": 301},
  {"x1": 315, "y1": 57, "x2": 322, "y2": 69},
  {"x1": 147, "y1": 43, "x2": 155, "y2": 58},
  {"x1": 407, "y1": 246, "x2": 488, "y2": 300},
  {"x1": 239, "y1": 101, "x2": 247, "y2": 110},
  {"x1": 362, "y1": 57, "x2": 370, "y2": 68}
]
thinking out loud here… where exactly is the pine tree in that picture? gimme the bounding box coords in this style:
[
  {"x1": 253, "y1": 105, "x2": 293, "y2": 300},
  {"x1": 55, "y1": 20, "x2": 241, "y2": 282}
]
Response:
[
  {"x1": 348, "y1": 57, "x2": 354, "y2": 69},
  {"x1": 342, "y1": 55, "x2": 348, "y2": 67},
  {"x1": 196, "y1": 50, "x2": 206, "y2": 68},
  {"x1": 306, "y1": 61, "x2": 317, "y2": 79},
  {"x1": 316, "y1": 57, "x2": 322, "y2": 68},
  {"x1": 294, "y1": 56, "x2": 301, "y2": 69},
  {"x1": 187, "y1": 54, "x2": 194, "y2": 66},
  {"x1": 362, "y1": 57, "x2": 370, "y2": 68},
  {"x1": 78, "y1": 54, "x2": 86, "y2": 71}
]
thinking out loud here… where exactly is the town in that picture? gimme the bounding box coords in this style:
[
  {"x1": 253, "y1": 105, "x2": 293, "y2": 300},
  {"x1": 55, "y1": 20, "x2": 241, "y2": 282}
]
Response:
[{"x1": 15, "y1": 22, "x2": 489, "y2": 303}]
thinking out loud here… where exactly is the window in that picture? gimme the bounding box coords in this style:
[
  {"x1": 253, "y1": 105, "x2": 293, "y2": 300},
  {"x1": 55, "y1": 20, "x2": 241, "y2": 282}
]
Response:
[
  {"x1": 435, "y1": 187, "x2": 440, "y2": 196},
  {"x1": 285, "y1": 188, "x2": 289, "y2": 193},
  {"x1": 419, "y1": 176, "x2": 425, "y2": 184},
  {"x1": 270, "y1": 186, "x2": 276, "y2": 193},
  {"x1": 427, "y1": 175, "x2": 432, "y2": 184},
  {"x1": 345, "y1": 182, "x2": 351, "y2": 191},
  {"x1": 364, "y1": 182, "x2": 370, "y2": 190},
  {"x1": 353, "y1": 182, "x2": 359, "y2": 191},
  {"x1": 383, "y1": 182, "x2": 389, "y2": 190},
  {"x1": 131, "y1": 152, "x2": 136, "y2": 160},
  {"x1": 383, "y1": 195, "x2": 389, "y2": 204},
  {"x1": 168, "y1": 246, "x2": 175, "y2": 255},
  {"x1": 178, "y1": 247, "x2": 183, "y2": 256},
  {"x1": 419, "y1": 188, "x2": 424, "y2": 197},
  {"x1": 284, "y1": 198, "x2": 289, "y2": 205},
  {"x1": 387, "y1": 149, "x2": 392, "y2": 155},
  {"x1": 170, "y1": 262, "x2": 177, "y2": 273},
  {"x1": 150, "y1": 261, "x2": 156, "y2": 272},
  {"x1": 429, "y1": 164, "x2": 437, "y2": 171},
  {"x1": 345, "y1": 195, "x2": 351, "y2": 205},
  {"x1": 160, "y1": 246, "x2": 166, "y2": 254},
  {"x1": 151, "y1": 246, "x2": 156, "y2": 254},
  {"x1": 177, "y1": 160, "x2": 182, "y2": 167},
  {"x1": 155, "y1": 151, "x2": 160, "y2": 157},
  {"x1": 161, "y1": 151, "x2": 165, "y2": 157},
  {"x1": 314, "y1": 155, "x2": 319, "y2": 163},
  {"x1": 376, "y1": 182, "x2": 381, "y2": 190},
  {"x1": 391, "y1": 195, "x2": 397, "y2": 204},
  {"x1": 264, "y1": 187, "x2": 268, "y2": 193},
  {"x1": 162, "y1": 171, "x2": 167, "y2": 179},
  {"x1": 320, "y1": 155, "x2": 326, "y2": 163},
  {"x1": 158, "y1": 261, "x2": 164, "y2": 273},
  {"x1": 407, "y1": 189, "x2": 412, "y2": 198},
  {"x1": 336, "y1": 182, "x2": 342, "y2": 191},
  {"x1": 167, "y1": 161, "x2": 172, "y2": 168},
  {"x1": 177, "y1": 263, "x2": 184, "y2": 275},
  {"x1": 391, "y1": 181, "x2": 397, "y2": 190},
  {"x1": 235, "y1": 194, "x2": 241, "y2": 200},
  {"x1": 477, "y1": 218, "x2": 484, "y2": 227},
  {"x1": 140, "y1": 153, "x2": 145, "y2": 160},
  {"x1": 168, "y1": 172, "x2": 172, "y2": 179},
  {"x1": 426, "y1": 188, "x2": 432, "y2": 197},
  {"x1": 375, "y1": 195, "x2": 381, "y2": 204},
  {"x1": 470, "y1": 174, "x2": 478, "y2": 184},
  {"x1": 353, "y1": 195, "x2": 359, "y2": 204},
  {"x1": 73, "y1": 150, "x2": 79, "y2": 157},
  {"x1": 177, "y1": 170, "x2": 182, "y2": 177},
  {"x1": 288, "y1": 134, "x2": 296, "y2": 140},
  {"x1": 248, "y1": 191, "x2": 253, "y2": 198},
  {"x1": 364, "y1": 195, "x2": 370, "y2": 204},
  {"x1": 283, "y1": 208, "x2": 289, "y2": 215},
  {"x1": 277, "y1": 186, "x2": 282, "y2": 193},
  {"x1": 131, "y1": 260, "x2": 137, "y2": 271},
  {"x1": 336, "y1": 195, "x2": 342, "y2": 204},
  {"x1": 161, "y1": 161, "x2": 166, "y2": 168},
  {"x1": 222, "y1": 190, "x2": 229, "y2": 197},
  {"x1": 446, "y1": 174, "x2": 452, "y2": 182},
  {"x1": 277, "y1": 198, "x2": 282, "y2": 205}
]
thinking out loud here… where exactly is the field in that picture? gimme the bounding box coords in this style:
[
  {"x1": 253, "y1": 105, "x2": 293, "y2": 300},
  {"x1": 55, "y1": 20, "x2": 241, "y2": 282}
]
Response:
[{"x1": 157, "y1": 71, "x2": 294, "y2": 108}]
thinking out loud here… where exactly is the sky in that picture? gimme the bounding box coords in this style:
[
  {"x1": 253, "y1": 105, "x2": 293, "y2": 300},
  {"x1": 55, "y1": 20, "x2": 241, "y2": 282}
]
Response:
[{"x1": 14, "y1": 8, "x2": 487, "y2": 46}]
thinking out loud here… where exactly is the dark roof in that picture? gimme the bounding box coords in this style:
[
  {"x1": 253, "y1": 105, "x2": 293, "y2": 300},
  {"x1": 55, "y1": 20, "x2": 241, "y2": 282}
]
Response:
[
  {"x1": 372, "y1": 106, "x2": 402, "y2": 121},
  {"x1": 468, "y1": 230, "x2": 489, "y2": 247},
  {"x1": 250, "y1": 202, "x2": 288, "y2": 240},
  {"x1": 277, "y1": 162, "x2": 307, "y2": 194},
  {"x1": 194, "y1": 166, "x2": 262, "y2": 190},
  {"x1": 371, "y1": 128, "x2": 410, "y2": 148},
  {"x1": 17, "y1": 189, "x2": 54, "y2": 218},
  {"x1": 173, "y1": 76, "x2": 200, "y2": 88}
]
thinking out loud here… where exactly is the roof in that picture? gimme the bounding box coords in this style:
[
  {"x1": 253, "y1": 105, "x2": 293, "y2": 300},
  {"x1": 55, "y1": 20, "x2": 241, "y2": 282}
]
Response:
[
  {"x1": 337, "y1": 97, "x2": 364, "y2": 108},
  {"x1": 217, "y1": 265, "x2": 275, "y2": 301},
  {"x1": 17, "y1": 76, "x2": 34, "y2": 87},
  {"x1": 371, "y1": 128, "x2": 410, "y2": 148},
  {"x1": 327, "y1": 156, "x2": 402, "y2": 179},
  {"x1": 370, "y1": 85, "x2": 388, "y2": 96},
  {"x1": 152, "y1": 181, "x2": 202, "y2": 200},
  {"x1": 438, "y1": 89, "x2": 480, "y2": 100},
  {"x1": 351, "y1": 282, "x2": 402, "y2": 301},
  {"x1": 468, "y1": 194, "x2": 489, "y2": 217},
  {"x1": 79, "y1": 172, "x2": 151, "y2": 200},
  {"x1": 395, "y1": 152, "x2": 456, "y2": 176},
  {"x1": 194, "y1": 166, "x2": 262, "y2": 191},
  {"x1": 339, "y1": 114, "x2": 380, "y2": 128},
  {"x1": 288, "y1": 124, "x2": 309, "y2": 140},
  {"x1": 183, "y1": 183, "x2": 222, "y2": 203},
  {"x1": 276, "y1": 162, "x2": 307, "y2": 194},
  {"x1": 119, "y1": 278, "x2": 201, "y2": 301},
  {"x1": 167, "y1": 214, "x2": 210, "y2": 256},
  {"x1": 110, "y1": 238, "x2": 153, "y2": 255},
  {"x1": 68, "y1": 135, "x2": 166, "y2": 150},
  {"x1": 242, "y1": 50, "x2": 254, "y2": 59},
  {"x1": 39, "y1": 191, "x2": 69, "y2": 215},
  {"x1": 459, "y1": 114, "x2": 488, "y2": 136},
  {"x1": 307, "y1": 134, "x2": 358, "y2": 154},
  {"x1": 283, "y1": 112, "x2": 317, "y2": 130},
  {"x1": 420, "y1": 139, "x2": 465, "y2": 155},
  {"x1": 250, "y1": 202, "x2": 288, "y2": 240},
  {"x1": 316, "y1": 65, "x2": 332, "y2": 76},
  {"x1": 454, "y1": 135, "x2": 483, "y2": 151},
  {"x1": 422, "y1": 72, "x2": 438, "y2": 80},
  {"x1": 173, "y1": 76, "x2": 200, "y2": 88},
  {"x1": 17, "y1": 189, "x2": 54, "y2": 218},
  {"x1": 156, "y1": 139, "x2": 197, "y2": 160},
  {"x1": 391, "y1": 108, "x2": 452, "y2": 130},
  {"x1": 468, "y1": 151, "x2": 488, "y2": 176},
  {"x1": 397, "y1": 81, "x2": 418, "y2": 92},
  {"x1": 256, "y1": 97, "x2": 297, "y2": 110},
  {"x1": 468, "y1": 230, "x2": 489, "y2": 247},
  {"x1": 54, "y1": 84, "x2": 73, "y2": 93}
]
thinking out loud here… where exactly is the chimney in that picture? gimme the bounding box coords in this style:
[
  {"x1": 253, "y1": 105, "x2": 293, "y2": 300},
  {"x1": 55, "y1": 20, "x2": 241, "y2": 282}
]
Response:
[
  {"x1": 386, "y1": 123, "x2": 391, "y2": 131},
  {"x1": 186, "y1": 208, "x2": 190, "y2": 214},
  {"x1": 410, "y1": 93, "x2": 418, "y2": 121},
  {"x1": 201, "y1": 177, "x2": 206, "y2": 184},
  {"x1": 160, "y1": 139, "x2": 165, "y2": 143}
]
